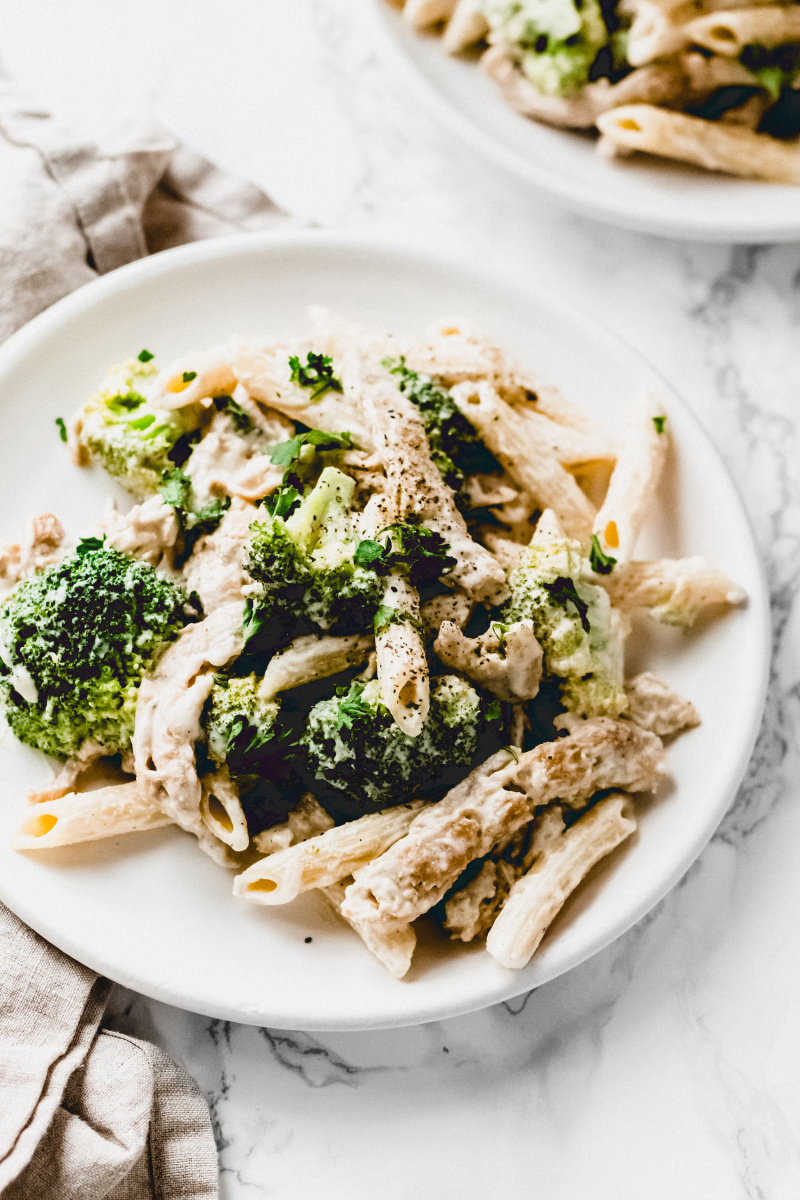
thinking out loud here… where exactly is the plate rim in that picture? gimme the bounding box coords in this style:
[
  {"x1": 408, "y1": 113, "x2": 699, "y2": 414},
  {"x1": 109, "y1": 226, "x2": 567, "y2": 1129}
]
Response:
[
  {"x1": 0, "y1": 228, "x2": 772, "y2": 1029},
  {"x1": 357, "y1": 0, "x2": 800, "y2": 244}
]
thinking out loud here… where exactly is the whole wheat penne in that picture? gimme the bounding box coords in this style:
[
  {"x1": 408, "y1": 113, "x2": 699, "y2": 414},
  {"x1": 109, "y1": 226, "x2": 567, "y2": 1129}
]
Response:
[
  {"x1": 322, "y1": 879, "x2": 417, "y2": 979},
  {"x1": 233, "y1": 801, "x2": 430, "y2": 905},
  {"x1": 342, "y1": 718, "x2": 665, "y2": 925},
  {"x1": 450, "y1": 381, "x2": 596, "y2": 539},
  {"x1": 487, "y1": 794, "x2": 637, "y2": 969},
  {"x1": 686, "y1": 5, "x2": 800, "y2": 52},
  {"x1": 11, "y1": 781, "x2": 171, "y2": 850},
  {"x1": 596, "y1": 105, "x2": 800, "y2": 184},
  {"x1": 600, "y1": 557, "x2": 746, "y2": 624},
  {"x1": 593, "y1": 394, "x2": 669, "y2": 564}
]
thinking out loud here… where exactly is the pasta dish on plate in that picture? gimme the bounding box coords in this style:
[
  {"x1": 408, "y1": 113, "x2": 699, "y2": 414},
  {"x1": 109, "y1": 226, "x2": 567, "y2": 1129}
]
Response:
[
  {"x1": 396, "y1": 0, "x2": 800, "y2": 182},
  {"x1": 1, "y1": 310, "x2": 745, "y2": 978}
]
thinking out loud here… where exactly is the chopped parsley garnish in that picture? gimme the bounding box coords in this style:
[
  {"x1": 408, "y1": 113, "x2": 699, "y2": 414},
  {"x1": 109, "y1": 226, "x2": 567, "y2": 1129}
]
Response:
[
  {"x1": 55, "y1": 417, "x2": 68, "y2": 442},
  {"x1": 214, "y1": 395, "x2": 254, "y2": 434},
  {"x1": 543, "y1": 576, "x2": 591, "y2": 633},
  {"x1": 382, "y1": 357, "x2": 500, "y2": 496},
  {"x1": 354, "y1": 521, "x2": 456, "y2": 588},
  {"x1": 264, "y1": 483, "x2": 302, "y2": 520},
  {"x1": 374, "y1": 604, "x2": 400, "y2": 635},
  {"x1": 158, "y1": 467, "x2": 230, "y2": 549},
  {"x1": 268, "y1": 429, "x2": 352, "y2": 469},
  {"x1": 158, "y1": 466, "x2": 192, "y2": 510},
  {"x1": 652, "y1": 415, "x2": 666, "y2": 434},
  {"x1": 289, "y1": 352, "x2": 344, "y2": 401},
  {"x1": 335, "y1": 682, "x2": 372, "y2": 731},
  {"x1": 76, "y1": 535, "x2": 106, "y2": 557},
  {"x1": 241, "y1": 597, "x2": 269, "y2": 648},
  {"x1": 490, "y1": 620, "x2": 510, "y2": 646},
  {"x1": 485, "y1": 699, "x2": 502, "y2": 722},
  {"x1": 137, "y1": 349, "x2": 154, "y2": 363},
  {"x1": 182, "y1": 371, "x2": 197, "y2": 384},
  {"x1": 589, "y1": 534, "x2": 617, "y2": 576}
]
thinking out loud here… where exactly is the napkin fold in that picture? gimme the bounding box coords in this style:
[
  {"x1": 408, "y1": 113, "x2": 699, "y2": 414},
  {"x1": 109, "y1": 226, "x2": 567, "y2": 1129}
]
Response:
[{"x1": 0, "y1": 70, "x2": 290, "y2": 1199}]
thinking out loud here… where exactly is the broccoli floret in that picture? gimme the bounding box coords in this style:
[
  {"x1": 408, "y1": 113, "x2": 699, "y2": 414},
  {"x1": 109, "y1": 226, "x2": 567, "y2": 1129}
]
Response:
[
  {"x1": 74, "y1": 357, "x2": 203, "y2": 499},
  {"x1": 0, "y1": 541, "x2": 188, "y2": 759},
  {"x1": 202, "y1": 673, "x2": 293, "y2": 775},
  {"x1": 301, "y1": 674, "x2": 483, "y2": 806},
  {"x1": 502, "y1": 533, "x2": 627, "y2": 717},
  {"x1": 483, "y1": 0, "x2": 612, "y2": 98},
  {"x1": 244, "y1": 466, "x2": 383, "y2": 638},
  {"x1": 383, "y1": 358, "x2": 500, "y2": 495}
]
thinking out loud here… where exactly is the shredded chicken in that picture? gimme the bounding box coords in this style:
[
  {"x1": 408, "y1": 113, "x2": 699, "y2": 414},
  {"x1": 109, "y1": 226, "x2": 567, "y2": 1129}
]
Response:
[
  {"x1": 433, "y1": 618, "x2": 543, "y2": 703},
  {"x1": 0, "y1": 513, "x2": 65, "y2": 593},
  {"x1": 184, "y1": 410, "x2": 286, "y2": 504},
  {"x1": 101, "y1": 495, "x2": 180, "y2": 568},
  {"x1": 182, "y1": 497, "x2": 255, "y2": 612}
]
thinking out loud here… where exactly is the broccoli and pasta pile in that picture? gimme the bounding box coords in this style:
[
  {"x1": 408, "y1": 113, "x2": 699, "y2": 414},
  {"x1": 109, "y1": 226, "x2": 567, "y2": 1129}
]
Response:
[
  {"x1": 1, "y1": 312, "x2": 745, "y2": 977},
  {"x1": 401, "y1": 0, "x2": 800, "y2": 183}
]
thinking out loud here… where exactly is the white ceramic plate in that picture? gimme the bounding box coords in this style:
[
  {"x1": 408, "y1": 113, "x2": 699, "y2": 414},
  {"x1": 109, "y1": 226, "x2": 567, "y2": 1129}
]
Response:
[
  {"x1": 0, "y1": 231, "x2": 769, "y2": 1030},
  {"x1": 361, "y1": 0, "x2": 800, "y2": 243}
]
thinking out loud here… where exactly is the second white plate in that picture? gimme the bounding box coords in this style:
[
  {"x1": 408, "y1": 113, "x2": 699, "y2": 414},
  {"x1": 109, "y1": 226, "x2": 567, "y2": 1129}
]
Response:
[{"x1": 361, "y1": 0, "x2": 800, "y2": 243}]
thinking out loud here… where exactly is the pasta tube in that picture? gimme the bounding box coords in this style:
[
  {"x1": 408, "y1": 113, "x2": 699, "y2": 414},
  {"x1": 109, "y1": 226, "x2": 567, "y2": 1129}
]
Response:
[
  {"x1": 449, "y1": 381, "x2": 596, "y2": 539},
  {"x1": 686, "y1": 6, "x2": 800, "y2": 53},
  {"x1": 593, "y1": 394, "x2": 669, "y2": 564},
  {"x1": 433, "y1": 618, "x2": 543, "y2": 702},
  {"x1": 442, "y1": 0, "x2": 489, "y2": 51},
  {"x1": 200, "y1": 767, "x2": 249, "y2": 853},
  {"x1": 322, "y1": 880, "x2": 417, "y2": 979},
  {"x1": 596, "y1": 105, "x2": 800, "y2": 184},
  {"x1": 11, "y1": 781, "x2": 170, "y2": 851},
  {"x1": 486, "y1": 794, "x2": 637, "y2": 969},
  {"x1": 625, "y1": 672, "x2": 700, "y2": 737},
  {"x1": 403, "y1": 0, "x2": 457, "y2": 27},
  {"x1": 257, "y1": 633, "x2": 374, "y2": 699},
  {"x1": 600, "y1": 557, "x2": 746, "y2": 625},
  {"x1": 232, "y1": 801, "x2": 430, "y2": 906},
  {"x1": 342, "y1": 718, "x2": 665, "y2": 925}
]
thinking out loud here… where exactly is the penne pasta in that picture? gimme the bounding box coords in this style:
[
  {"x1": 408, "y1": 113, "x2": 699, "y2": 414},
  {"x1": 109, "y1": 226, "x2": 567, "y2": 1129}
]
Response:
[
  {"x1": 433, "y1": 618, "x2": 543, "y2": 702},
  {"x1": 450, "y1": 381, "x2": 596, "y2": 539},
  {"x1": 686, "y1": 5, "x2": 800, "y2": 53},
  {"x1": 233, "y1": 801, "x2": 430, "y2": 905},
  {"x1": 257, "y1": 632, "x2": 374, "y2": 699},
  {"x1": 342, "y1": 718, "x2": 665, "y2": 926},
  {"x1": 403, "y1": 0, "x2": 458, "y2": 27},
  {"x1": 600, "y1": 556, "x2": 747, "y2": 624},
  {"x1": 11, "y1": 781, "x2": 171, "y2": 851},
  {"x1": 625, "y1": 672, "x2": 700, "y2": 736},
  {"x1": 596, "y1": 105, "x2": 800, "y2": 184},
  {"x1": 486, "y1": 794, "x2": 637, "y2": 969},
  {"x1": 442, "y1": 0, "x2": 489, "y2": 51},
  {"x1": 592, "y1": 394, "x2": 669, "y2": 564},
  {"x1": 200, "y1": 766, "x2": 249, "y2": 853},
  {"x1": 322, "y1": 879, "x2": 417, "y2": 979}
]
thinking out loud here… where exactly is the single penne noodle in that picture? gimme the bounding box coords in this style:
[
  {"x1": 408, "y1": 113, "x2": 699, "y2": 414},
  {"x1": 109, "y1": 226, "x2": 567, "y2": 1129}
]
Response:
[
  {"x1": 595, "y1": 105, "x2": 800, "y2": 184},
  {"x1": 627, "y1": 3, "x2": 694, "y2": 65},
  {"x1": 514, "y1": 406, "x2": 617, "y2": 467},
  {"x1": 11, "y1": 781, "x2": 171, "y2": 851},
  {"x1": 322, "y1": 879, "x2": 417, "y2": 979},
  {"x1": 200, "y1": 767, "x2": 250, "y2": 853},
  {"x1": 253, "y1": 793, "x2": 334, "y2": 856},
  {"x1": 376, "y1": 577, "x2": 430, "y2": 737},
  {"x1": 686, "y1": 5, "x2": 800, "y2": 52},
  {"x1": 449, "y1": 381, "x2": 596, "y2": 540},
  {"x1": 443, "y1": 0, "x2": 489, "y2": 51},
  {"x1": 342, "y1": 717, "x2": 665, "y2": 925},
  {"x1": 486, "y1": 794, "x2": 637, "y2": 969},
  {"x1": 600, "y1": 556, "x2": 746, "y2": 624},
  {"x1": 232, "y1": 800, "x2": 430, "y2": 905},
  {"x1": 403, "y1": 0, "x2": 457, "y2": 28},
  {"x1": 625, "y1": 672, "x2": 700, "y2": 737},
  {"x1": 257, "y1": 633, "x2": 374, "y2": 699},
  {"x1": 593, "y1": 393, "x2": 669, "y2": 564}
]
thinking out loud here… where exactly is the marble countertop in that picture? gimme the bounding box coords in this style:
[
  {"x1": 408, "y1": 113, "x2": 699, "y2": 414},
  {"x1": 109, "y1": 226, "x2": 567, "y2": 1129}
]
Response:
[{"x1": 1, "y1": 1, "x2": 799, "y2": 1196}]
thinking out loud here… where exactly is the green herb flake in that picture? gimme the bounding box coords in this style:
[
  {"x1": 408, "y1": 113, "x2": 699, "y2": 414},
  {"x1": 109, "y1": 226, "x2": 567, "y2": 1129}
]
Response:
[
  {"x1": 354, "y1": 521, "x2": 456, "y2": 588},
  {"x1": 265, "y1": 483, "x2": 302, "y2": 520},
  {"x1": 543, "y1": 576, "x2": 591, "y2": 633},
  {"x1": 335, "y1": 682, "x2": 372, "y2": 731},
  {"x1": 76, "y1": 535, "x2": 106, "y2": 557},
  {"x1": 55, "y1": 417, "x2": 68, "y2": 443},
  {"x1": 182, "y1": 371, "x2": 197, "y2": 384},
  {"x1": 137, "y1": 349, "x2": 155, "y2": 363},
  {"x1": 490, "y1": 621, "x2": 510, "y2": 646},
  {"x1": 268, "y1": 429, "x2": 353, "y2": 469},
  {"x1": 158, "y1": 466, "x2": 192, "y2": 510},
  {"x1": 289, "y1": 352, "x2": 344, "y2": 401},
  {"x1": 485, "y1": 699, "x2": 502, "y2": 722},
  {"x1": 652, "y1": 415, "x2": 667, "y2": 434},
  {"x1": 105, "y1": 391, "x2": 146, "y2": 415},
  {"x1": 589, "y1": 534, "x2": 617, "y2": 576},
  {"x1": 374, "y1": 604, "x2": 399, "y2": 635}
]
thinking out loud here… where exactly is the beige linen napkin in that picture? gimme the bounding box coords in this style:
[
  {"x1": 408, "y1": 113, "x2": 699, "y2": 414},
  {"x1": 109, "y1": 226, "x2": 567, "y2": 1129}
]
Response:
[{"x1": 0, "y1": 70, "x2": 289, "y2": 1199}]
